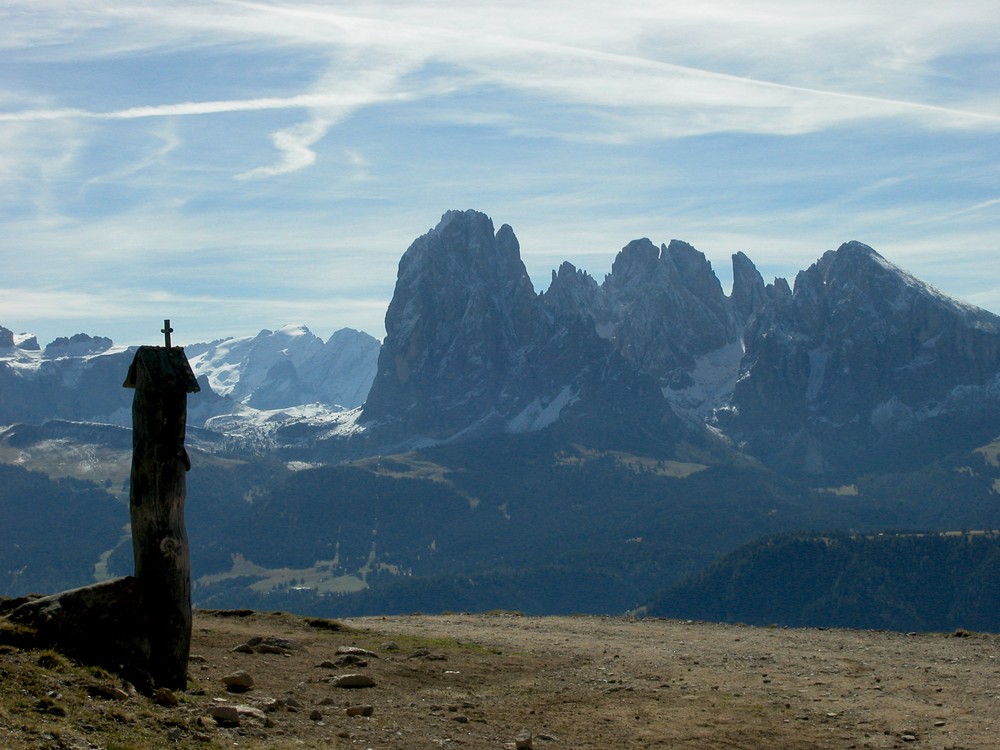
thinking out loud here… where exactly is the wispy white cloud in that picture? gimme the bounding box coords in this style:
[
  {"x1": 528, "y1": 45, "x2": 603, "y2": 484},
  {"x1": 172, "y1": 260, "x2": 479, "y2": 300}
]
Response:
[
  {"x1": 3, "y1": 0, "x2": 999, "y2": 156},
  {"x1": 84, "y1": 122, "x2": 181, "y2": 186},
  {"x1": 945, "y1": 197, "x2": 1000, "y2": 218},
  {"x1": 235, "y1": 115, "x2": 332, "y2": 179},
  {"x1": 233, "y1": 57, "x2": 420, "y2": 178},
  {"x1": 0, "y1": 91, "x2": 415, "y2": 123},
  {"x1": 343, "y1": 149, "x2": 372, "y2": 181},
  {"x1": 1, "y1": 0, "x2": 998, "y2": 344}
]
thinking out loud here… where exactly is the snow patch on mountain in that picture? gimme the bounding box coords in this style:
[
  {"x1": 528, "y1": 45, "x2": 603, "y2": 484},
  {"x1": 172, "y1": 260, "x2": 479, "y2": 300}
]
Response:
[
  {"x1": 866, "y1": 247, "x2": 992, "y2": 321},
  {"x1": 12, "y1": 333, "x2": 39, "y2": 351},
  {"x1": 662, "y1": 341, "x2": 744, "y2": 422},
  {"x1": 507, "y1": 385, "x2": 579, "y2": 433},
  {"x1": 0, "y1": 336, "x2": 131, "y2": 377},
  {"x1": 203, "y1": 404, "x2": 367, "y2": 453}
]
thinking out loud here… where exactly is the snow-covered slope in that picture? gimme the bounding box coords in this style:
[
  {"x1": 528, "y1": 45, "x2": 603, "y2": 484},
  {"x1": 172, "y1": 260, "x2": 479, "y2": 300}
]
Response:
[
  {"x1": 0, "y1": 329, "x2": 136, "y2": 425},
  {"x1": 186, "y1": 325, "x2": 379, "y2": 410},
  {"x1": 0, "y1": 324, "x2": 381, "y2": 433}
]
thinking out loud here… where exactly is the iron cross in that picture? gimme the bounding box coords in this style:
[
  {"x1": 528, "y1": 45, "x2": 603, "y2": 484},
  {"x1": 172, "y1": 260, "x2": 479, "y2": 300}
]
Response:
[{"x1": 162, "y1": 319, "x2": 174, "y2": 348}]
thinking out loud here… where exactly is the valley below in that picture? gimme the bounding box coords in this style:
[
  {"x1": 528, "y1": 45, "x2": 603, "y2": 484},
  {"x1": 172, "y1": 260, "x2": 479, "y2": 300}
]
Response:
[
  {"x1": 2, "y1": 608, "x2": 997, "y2": 749},
  {"x1": 4, "y1": 214, "x2": 1000, "y2": 625}
]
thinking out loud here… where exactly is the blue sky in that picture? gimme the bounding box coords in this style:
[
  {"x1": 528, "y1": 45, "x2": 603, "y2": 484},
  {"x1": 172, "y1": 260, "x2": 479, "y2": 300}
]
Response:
[{"x1": 2, "y1": 0, "x2": 999, "y2": 346}]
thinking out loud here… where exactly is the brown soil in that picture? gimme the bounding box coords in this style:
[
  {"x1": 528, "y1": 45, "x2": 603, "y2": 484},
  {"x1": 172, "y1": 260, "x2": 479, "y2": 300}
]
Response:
[{"x1": 2, "y1": 609, "x2": 998, "y2": 749}]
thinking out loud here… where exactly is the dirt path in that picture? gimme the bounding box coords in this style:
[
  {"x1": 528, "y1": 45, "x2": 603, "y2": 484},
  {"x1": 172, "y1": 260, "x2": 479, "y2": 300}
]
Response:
[{"x1": 349, "y1": 614, "x2": 1000, "y2": 749}]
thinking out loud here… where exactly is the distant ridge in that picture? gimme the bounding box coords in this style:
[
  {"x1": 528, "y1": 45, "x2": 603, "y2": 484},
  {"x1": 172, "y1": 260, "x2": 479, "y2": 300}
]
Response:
[{"x1": 647, "y1": 530, "x2": 1000, "y2": 632}]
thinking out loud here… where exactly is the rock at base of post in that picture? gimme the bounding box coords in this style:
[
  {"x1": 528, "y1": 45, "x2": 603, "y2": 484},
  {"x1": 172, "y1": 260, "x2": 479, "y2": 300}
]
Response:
[{"x1": 7, "y1": 577, "x2": 158, "y2": 690}]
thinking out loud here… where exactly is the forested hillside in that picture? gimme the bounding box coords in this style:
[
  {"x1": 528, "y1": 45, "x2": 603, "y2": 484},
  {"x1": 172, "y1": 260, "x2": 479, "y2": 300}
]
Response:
[
  {"x1": 0, "y1": 464, "x2": 125, "y2": 595},
  {"x1": 648, "y1": 530, "x2": 1000, "y2": 632}
]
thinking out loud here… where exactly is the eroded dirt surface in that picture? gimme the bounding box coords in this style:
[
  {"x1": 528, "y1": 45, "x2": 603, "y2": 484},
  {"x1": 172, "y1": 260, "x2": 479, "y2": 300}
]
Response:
[
  {"x1": 347, "y1": 613, "x2": 1000, "y2": 750},
  {"x1": 2, "y1": 610, "x2": 999, "y2": 749}
]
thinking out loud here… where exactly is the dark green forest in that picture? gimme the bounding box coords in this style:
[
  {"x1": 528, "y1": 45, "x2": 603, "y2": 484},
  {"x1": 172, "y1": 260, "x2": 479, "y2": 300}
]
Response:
[
  {"x1": 191, "y1": 431, "x2": 863, "y2": 616},
  {"x1": 648, "y1": 530, "x2": 1000, "y2": 632},
  {"x1": 0, "y1": 464, "x2": 125, "y2": 595}
]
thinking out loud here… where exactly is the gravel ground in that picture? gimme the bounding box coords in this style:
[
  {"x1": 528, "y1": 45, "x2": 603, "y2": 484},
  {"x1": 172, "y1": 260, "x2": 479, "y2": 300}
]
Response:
[
  {"x1": 345, "y1": 613, "x2": 1000, "y2": 750},
  {"x1": 3, "y1": 610, "x2": 998, "y2": 749}
]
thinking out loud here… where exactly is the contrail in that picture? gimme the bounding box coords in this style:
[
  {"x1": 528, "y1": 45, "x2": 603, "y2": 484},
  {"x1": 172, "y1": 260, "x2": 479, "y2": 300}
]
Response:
[{"x1": 0, "y1": 91, "x2": 410, "y2": 122}]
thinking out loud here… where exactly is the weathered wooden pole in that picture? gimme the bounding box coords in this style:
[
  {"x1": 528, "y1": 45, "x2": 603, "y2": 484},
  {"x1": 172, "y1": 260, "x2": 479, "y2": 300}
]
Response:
[{"x1": 122, "y1": 320, "x2": 199, "y2": 689}]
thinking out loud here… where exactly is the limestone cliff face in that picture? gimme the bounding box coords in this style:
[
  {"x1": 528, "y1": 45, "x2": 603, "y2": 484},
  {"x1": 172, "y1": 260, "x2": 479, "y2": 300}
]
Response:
[
  {"x1": 598, "y1": 239, "x2": 736, "y2": 382},
  {"x1": 729, "y1": 241, "x2": 1000, "y2": 471},
  {"x1": 363, "y1": 210, "x2": 550, "y2": 439},
  {"x1": 363, "y1": 218, "x2": 1000, "y2": 472},
  {"x1": 730, "y1": 251, "x2": 768, "y2": 325},
  {"x1": 362, "y1": 211, "x2": 678, "y2": 444},
  {"x1": 735, "y1": 242, "x2": 1000, "y2": 420},
  {"x1": 542, "y1": 238, "x2": 739, "y2": 390}
]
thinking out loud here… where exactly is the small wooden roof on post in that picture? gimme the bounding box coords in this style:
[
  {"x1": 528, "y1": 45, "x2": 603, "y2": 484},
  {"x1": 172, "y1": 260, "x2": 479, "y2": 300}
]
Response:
[
  {"x1": 123, "y1": 320, "x2": 200, "y2": 394},
  {"x1": 122, "y1": 348, "x2": 200, "y2": 393}
]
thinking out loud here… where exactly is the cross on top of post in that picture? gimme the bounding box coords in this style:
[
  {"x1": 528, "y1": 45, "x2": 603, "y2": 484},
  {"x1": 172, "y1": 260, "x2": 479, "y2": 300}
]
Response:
[{"x1": 162, "y1": 319, "x2": 174, "y2": 348}]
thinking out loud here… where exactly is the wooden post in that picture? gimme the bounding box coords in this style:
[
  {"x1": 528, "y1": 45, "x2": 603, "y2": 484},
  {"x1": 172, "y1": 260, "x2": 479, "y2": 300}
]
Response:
[{"x1": 123, "y1": 338, "x2": 199, "y2": 689}]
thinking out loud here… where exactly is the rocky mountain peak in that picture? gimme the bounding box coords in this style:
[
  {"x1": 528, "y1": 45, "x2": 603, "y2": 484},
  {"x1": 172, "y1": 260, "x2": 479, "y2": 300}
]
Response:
[
  {"x1": 43, "y1": 333, "x2": 114, "y2": 357},
  {"x1": 8, "y1": 211, "x2": 997, "y2": 479},
  {"x1": 542, "y1": 262, "x2": 602, "y2": 323},
  {"x1": 662, "y1": 240, "x2": 726, "y2": 305},
  {"x1": 350, "y1": 212, "x2": 1000, "y2": 473},
  {"x1": 390, "y1": 210, "x2": 538, "y2": 338},
  {"x1": 600, "y1": 238, "x2": 737, "y2": 378},
  {"x1": 16, "y1": 335, "x2": 40, "y2": 351},
  {"x1": 410, "y1": 210, "x2": 530, "y2": 296},
  {"x1": 795, "y1": 241, "x2": 888, "y2": 296},
  {"x1": 769, "y1": 277, "x2": 792, "y2": 299},
  {"x1": 0, "y1": 326, "x2": 43, "y2": 352},
  {"x1": 186, "y1": 325, "x2": 378, "y2": 411},
  {"x1": 831, "y1": 239, "x2": 880, "y2": 258},
  {"x1": 361, "y1": 211, "x2": 685, "y2": 445},
  {"x1": 732, "y1": 240, "x2": 1000, "y2": 472},
  {"x1": 607, "y1": 238, "x2": 660, "y2": 282},
  {"x1": 730, "y1": 251, "x2": 767, "y2": 324},
  {"x1": 363, "y1": 211, "x2": 547, "y2": 439}
]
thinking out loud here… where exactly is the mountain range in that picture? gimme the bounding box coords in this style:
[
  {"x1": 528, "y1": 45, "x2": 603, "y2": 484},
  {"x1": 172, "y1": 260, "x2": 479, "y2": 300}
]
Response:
[
  {"x1": 2, "y1": 209, "x2": 999, "y2": 626},
  {"x1": 0, "y1": 324, "x2": 379, "y2": 440},
  {"x1": 362, "y1": 210, "x2": 1000, "y2": 476}
]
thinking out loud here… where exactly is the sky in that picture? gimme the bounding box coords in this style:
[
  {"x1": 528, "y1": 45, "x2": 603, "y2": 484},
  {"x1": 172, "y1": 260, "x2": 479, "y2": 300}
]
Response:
[{"x1": 2, "y1": 0, "x2": 999, "y2": 347}]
